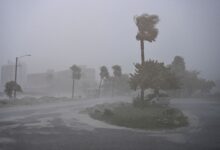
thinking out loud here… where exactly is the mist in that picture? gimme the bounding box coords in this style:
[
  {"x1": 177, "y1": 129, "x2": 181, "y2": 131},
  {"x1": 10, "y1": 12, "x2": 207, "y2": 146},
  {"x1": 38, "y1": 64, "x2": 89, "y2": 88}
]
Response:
[
  {"x1": 1, "y1": 1, "x2": 220, "y2": 149},
  {"x1": 1, "y1": 0, "x2": 220, "y2": 81}
]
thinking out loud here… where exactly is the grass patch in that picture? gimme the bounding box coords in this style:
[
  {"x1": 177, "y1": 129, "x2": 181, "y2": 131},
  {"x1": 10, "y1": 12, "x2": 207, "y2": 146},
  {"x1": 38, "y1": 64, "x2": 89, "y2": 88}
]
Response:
[{"x1": 88, "y1": 102, "x2": 188, "y2": 130}]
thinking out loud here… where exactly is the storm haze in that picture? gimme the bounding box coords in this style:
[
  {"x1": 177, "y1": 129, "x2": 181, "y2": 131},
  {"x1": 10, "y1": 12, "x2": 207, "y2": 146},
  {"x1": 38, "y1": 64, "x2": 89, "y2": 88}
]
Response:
[
  {"x1": 1, "y1": 0, "x2": 220, "y2": 80},
  {"x1": 1, "y1": 1, "x2": 220, "y2": 149}
]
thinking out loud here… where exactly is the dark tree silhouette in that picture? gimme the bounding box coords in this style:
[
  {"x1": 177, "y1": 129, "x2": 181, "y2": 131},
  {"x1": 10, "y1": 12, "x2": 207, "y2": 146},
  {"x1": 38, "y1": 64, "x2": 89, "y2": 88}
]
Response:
[
  {"x1": 170, "y1": 56, "x2": 215, "y2": 96},
  {"x1": 182, "y1": 70, "x2": 215, "y2": 96},
  {"x1": 4, "y1": 81, "x2": 22, "y2": 99},
  {"x1": 134, "y1": 13, "x2": 160, "y2": 101},
  {"x1": 130, "y1": 60, "x2": 179, "y2": 100},
  {"x1": 112, "y1": 65, "x2": 122, "y2": 96},
  {"x1": 70, "y1": 65, "x2": 81, "y2": 99},
  {"x1": 200, "y1": 80, "x2": 215, "y2": 94},
  {"x1": 170, "y1": 56, "x2": 186, "y2": 79},
  {"x1": 112, "y1": 65, "x2": 122, "y2": 77},
  {"x1": 99, "y1": 66, "x2": 109, "y2": 97}
]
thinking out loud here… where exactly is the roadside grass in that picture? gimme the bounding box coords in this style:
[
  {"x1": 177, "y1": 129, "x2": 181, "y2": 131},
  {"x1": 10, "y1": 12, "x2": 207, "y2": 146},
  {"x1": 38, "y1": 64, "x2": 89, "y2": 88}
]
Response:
[{"x1": 88, "y1": 102, "x2": 188, "y2": 130}]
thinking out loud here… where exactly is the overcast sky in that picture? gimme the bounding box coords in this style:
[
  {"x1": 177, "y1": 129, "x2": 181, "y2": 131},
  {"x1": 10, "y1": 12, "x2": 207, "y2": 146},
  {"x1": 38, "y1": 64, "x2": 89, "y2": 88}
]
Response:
[{"x1": 1, "y1": 0, "x2": 220, "y2": 80}]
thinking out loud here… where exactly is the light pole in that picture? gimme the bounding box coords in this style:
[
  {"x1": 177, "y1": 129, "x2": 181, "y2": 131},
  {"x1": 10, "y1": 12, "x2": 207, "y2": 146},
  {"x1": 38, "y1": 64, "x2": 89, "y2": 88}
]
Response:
[{"x1": 14, "y1": 54, "x2": 31, "y2": 99}]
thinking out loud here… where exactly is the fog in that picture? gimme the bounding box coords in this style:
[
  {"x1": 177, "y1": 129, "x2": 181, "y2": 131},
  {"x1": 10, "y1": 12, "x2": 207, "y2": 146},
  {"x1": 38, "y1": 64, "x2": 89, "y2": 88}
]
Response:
[
  {"x1": 1, "y1": 1, "x2": 220, "y2": 149},
  {"x1": 1, "y1": 0, "x2": 220, "y2": 81}
]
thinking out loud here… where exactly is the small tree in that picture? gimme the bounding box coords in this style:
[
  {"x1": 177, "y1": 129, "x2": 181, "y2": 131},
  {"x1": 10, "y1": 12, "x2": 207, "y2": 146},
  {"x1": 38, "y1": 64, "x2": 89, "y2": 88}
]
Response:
[
  {"x1": 130, "y1": 60, "x2": 179, "y2": 100},
  {"x1": 70, "y1": 65, "x2": 81, "y2": 99},
  {"x1": 99, "y1": 66, "x2": 109, "y2": 97},
  {"x1": 4, "y1": 81, "x2": 22, "y2": 99}
]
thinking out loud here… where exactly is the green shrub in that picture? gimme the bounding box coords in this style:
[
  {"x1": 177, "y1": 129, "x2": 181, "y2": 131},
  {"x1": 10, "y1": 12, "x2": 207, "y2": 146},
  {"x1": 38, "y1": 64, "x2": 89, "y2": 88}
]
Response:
[
  {"x1": 103, "y1": 109, "x2": 114, "y2": 116},
  {"x1": 88, "y1": 102, "x2": 188, "y2": 130},
  {"x1": 132, "y1": 96, "x2": 151, "y2": 108},
  {"x1": 132, "y1": 92, "x2": 170, "y2": 108}
]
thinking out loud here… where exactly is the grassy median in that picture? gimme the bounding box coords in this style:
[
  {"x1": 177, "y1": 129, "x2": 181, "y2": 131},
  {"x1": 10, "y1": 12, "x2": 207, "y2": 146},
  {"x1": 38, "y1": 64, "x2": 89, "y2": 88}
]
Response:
[{"x1": 87, "y1": 102, "x2": 188, "y2": 130}]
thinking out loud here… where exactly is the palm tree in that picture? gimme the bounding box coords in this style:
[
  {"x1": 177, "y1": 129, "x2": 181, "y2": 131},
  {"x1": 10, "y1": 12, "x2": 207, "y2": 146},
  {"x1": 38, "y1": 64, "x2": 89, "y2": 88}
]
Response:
[
  {"x1": 134, "y1": 13, "x2": 159, "y2": 101},
  {"x1": 112, "y1": 65, "x2": 122, "y2": 77},
  {"x1": 99, "y1": 66, "x2": 109, "y2": 97},
  {"x1": 70, "y1": 65, "x2": 81, "y2": 99},
  {"x1": 112, "y1": 65, "x2": 122, "y2": 97},
  {"x1": 4, "y1": 81, "x2": 22, "y2": 99}
]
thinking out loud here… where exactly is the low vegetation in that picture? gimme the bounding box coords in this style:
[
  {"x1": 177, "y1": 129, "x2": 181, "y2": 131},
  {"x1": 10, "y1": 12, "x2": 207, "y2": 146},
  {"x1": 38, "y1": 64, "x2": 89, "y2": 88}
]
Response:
[{"x1": 87, "y1": 99, "x2": 188, "y2": 130}]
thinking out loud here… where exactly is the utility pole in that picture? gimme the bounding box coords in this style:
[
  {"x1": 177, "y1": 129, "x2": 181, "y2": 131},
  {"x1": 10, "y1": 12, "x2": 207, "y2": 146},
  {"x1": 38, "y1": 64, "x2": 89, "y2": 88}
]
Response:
[
  {"x1": 14, "y1": 57, "x2": 18, "y2": 100},
  {"x1": 14, "y1": 54, "x2": 31, "y2": 100}
]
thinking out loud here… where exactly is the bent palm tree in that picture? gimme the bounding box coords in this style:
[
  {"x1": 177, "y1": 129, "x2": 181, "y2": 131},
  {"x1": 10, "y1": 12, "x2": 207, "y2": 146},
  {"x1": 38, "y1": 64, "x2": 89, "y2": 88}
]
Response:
[
  {"x1": 70, "y1": 65, "x2": 81, "y2": 99},
  {"x1": 134, "y1": 13, "x2": 159, "y2": 101},
  {"x1": 112, "y1": 65, "x2": 122, "y2": 96},
  {"x1": 99, "y1": 66, "x2": 109, "y2": 97}
]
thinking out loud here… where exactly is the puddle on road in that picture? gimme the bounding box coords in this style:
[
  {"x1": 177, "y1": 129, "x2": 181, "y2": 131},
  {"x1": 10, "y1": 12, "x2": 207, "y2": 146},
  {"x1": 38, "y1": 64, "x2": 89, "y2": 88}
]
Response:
[{"x1": 0, "y1": 137, "x2": 16, "y2": 144}]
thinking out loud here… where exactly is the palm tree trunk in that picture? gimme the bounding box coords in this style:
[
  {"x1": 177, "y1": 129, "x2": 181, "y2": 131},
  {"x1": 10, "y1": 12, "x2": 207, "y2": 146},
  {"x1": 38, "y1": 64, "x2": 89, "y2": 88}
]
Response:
[
  {"x1": 14, "y1": 57, "x2": 18, "y2": 100},
  {"x1": 141, "y1": 39, "x2": 145, "y2": 65},
  {"x1": 72, "y1": 79, "x2": 75, "y2": 99},
  {"x1": 111, "y1": 78, "x2": 114, "y2": 97},
  {"x1": 140, "y1": 39, "x2": 145, "y2": 101},
  {"x1": 98, "y1": 79, "x2": 103, "y2": 98}
]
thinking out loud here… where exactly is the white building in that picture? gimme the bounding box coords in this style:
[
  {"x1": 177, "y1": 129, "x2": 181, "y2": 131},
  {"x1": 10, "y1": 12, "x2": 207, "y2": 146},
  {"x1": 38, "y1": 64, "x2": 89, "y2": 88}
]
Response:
[
  {"x1": 1, "y1": 62, "x2": 27, "y2": 91},
  {"x1": 26, "y1": 66, "x2": 97, "y2": 97}
]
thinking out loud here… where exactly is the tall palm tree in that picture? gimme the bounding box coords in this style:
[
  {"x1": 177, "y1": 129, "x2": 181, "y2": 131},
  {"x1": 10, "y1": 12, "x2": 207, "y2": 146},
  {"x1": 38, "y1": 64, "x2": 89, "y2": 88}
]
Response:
[
  {"x1": 70, "y1": 65, "x2": 81, "y2": 99},
  {"x1": 134, "y1": 13, "x2": 159, "y2": 101},
  {"x1": 99, "y1": 66, "x2": 109, "y2": 97},
  {"x1": 112, "y1": 65, "x2": 122, "y2": 97}
]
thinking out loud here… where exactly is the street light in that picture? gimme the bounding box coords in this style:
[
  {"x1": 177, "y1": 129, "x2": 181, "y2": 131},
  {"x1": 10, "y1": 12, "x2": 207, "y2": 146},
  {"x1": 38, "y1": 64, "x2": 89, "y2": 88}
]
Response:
[{"x1": 14, "y1": 54, "x2": 31, "y2": 99}]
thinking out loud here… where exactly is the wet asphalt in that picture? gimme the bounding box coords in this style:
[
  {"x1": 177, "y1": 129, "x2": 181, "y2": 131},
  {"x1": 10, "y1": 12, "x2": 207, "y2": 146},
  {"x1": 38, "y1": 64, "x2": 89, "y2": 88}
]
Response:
[{"x1": 0, "y1": 97, "x2": 220, "y2": 150}]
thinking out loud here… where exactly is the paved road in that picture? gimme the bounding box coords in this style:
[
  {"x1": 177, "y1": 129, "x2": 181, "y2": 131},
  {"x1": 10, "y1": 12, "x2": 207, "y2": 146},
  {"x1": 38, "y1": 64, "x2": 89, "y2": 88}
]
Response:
[{"x1": 0, "y1": 97, "x2": 219, "y2": 150}]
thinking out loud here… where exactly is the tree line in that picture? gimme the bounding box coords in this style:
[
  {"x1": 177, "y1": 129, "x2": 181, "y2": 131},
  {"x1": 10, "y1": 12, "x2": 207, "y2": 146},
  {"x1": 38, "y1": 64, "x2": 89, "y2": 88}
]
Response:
[{"x1": 3, "y1": 13, "x2": 215, "y2": 100}]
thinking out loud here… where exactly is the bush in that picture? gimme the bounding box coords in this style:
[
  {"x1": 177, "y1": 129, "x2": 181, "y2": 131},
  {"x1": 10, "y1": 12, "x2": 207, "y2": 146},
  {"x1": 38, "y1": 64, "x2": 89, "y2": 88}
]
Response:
[
  {"x1": 103, "y1": 109, "x2": 114, "y2": 116},
  {"x1": 132, "y1": 96, "x2": 151, "y2": 108},
  {"x1": 132, "y1": 92, "x2": 170, "y2": 108}
]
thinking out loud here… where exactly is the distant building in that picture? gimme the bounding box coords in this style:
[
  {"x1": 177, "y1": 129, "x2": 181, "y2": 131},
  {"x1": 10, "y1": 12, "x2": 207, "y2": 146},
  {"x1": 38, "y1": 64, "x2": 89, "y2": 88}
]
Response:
[
  {"x1": 0, "y1": 63, "x2": 27, "y2": 91},
  {"x1": 26, "y1": 66, "x2": 97, "y2": 97},
  {"x1": 0, "y1": 62, "x2": 27, "y2": 91}
]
